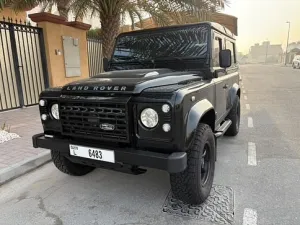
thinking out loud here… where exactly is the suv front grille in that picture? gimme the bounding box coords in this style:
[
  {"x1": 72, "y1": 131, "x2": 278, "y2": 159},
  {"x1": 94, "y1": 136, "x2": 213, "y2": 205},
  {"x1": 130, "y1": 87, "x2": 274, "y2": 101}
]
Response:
[{"x1": 60, "y1": 101, "x2": 129, "y2": 142}]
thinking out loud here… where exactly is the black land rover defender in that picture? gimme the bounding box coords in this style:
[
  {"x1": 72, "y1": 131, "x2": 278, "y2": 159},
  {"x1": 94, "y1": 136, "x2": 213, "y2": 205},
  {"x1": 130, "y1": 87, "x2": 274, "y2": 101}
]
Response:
[{"x1": 33, "y1": 22, "x2": 240, "y2": 205}]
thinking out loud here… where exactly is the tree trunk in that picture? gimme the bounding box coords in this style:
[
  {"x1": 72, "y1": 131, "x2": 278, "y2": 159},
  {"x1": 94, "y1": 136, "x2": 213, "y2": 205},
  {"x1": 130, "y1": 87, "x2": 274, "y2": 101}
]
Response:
[
  {"x1": 100, "y1": 14, "x2": 121, "y2": 59},
  {"x1": 57, "y1": 0, "x2": 70, "y2": 20},
  {"x1": 57, "y1": 8, "x2": 68, "y2": 20}
]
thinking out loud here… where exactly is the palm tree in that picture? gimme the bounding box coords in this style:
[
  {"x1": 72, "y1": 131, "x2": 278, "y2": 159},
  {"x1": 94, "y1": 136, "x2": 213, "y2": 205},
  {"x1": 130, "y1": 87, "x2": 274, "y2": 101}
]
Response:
[
  {"x1": 2, "y1": 0, "x2": 228, "y2": 57},
  {"x1": 0, "y1": 0, "x2": 5, "y2": 10},
  {"x1": 0, "y1": 0, "x2": 37, "y2": 11},
  {"x1": 71, "y1": 0, "x2": 228, "y2": 58},
  {"x1": 1, "y1": 0, "x2": 71, "y2": 20},
  {"x1": 40, "y1": 0, "x2": 72, "y2": 20}
]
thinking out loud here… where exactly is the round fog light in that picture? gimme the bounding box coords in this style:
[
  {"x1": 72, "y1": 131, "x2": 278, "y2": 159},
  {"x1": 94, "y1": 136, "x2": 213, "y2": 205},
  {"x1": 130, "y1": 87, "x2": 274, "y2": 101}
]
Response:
[
  {"x1": 162, "y1": 104, "x2": 170, "y2": 113},
  {"x1": 162, "y1": 123, "x2": 171, "y2": 132},
  {"x1": 39, "y1": 99, "x2": 46, "y2": 107},
  {"x1": 41, "y1": 114, "x2": 48, "y2": 121}
]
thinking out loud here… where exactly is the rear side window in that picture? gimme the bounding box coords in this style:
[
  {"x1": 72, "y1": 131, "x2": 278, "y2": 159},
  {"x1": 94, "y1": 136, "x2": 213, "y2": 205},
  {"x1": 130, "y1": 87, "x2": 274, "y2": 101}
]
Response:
[
  {"x1": 226, "y1": 40, "x2": 236, "y2": 64},
  {"x1": 213, "y1": 37, "x2": 222, "y2": 67}
]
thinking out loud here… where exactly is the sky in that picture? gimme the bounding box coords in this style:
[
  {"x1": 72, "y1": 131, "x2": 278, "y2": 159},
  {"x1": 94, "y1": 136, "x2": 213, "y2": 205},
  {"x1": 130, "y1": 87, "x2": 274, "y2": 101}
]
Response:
[{"x1": 223, "y1": 0, "x2": 300, "y2": 54}]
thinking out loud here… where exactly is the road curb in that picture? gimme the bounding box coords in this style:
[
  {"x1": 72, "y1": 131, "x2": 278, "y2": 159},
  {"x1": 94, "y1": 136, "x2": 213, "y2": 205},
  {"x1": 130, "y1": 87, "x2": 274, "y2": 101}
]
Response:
[{"x1": 0, "y1": 151, "x2": 51, "y2": 186}]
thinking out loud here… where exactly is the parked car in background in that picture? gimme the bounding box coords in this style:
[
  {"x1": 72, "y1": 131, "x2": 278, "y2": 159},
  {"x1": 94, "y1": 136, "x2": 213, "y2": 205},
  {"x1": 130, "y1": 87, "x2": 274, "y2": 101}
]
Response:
[{"x1": 292, "y1": 55, "x2": 300, "y2": 69}]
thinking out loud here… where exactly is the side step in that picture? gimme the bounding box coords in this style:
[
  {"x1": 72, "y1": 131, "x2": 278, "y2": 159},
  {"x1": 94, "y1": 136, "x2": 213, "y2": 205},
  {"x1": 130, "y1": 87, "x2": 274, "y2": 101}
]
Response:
[{"x1": 214, "y1": 119, "x2": 232, "y2": 138}]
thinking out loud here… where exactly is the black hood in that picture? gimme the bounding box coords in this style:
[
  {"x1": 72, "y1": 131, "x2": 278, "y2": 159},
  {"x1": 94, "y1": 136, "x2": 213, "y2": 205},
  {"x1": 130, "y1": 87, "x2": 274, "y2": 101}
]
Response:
[{"x1": 62, "y1": 69, "x2": 204, "y2": 94}]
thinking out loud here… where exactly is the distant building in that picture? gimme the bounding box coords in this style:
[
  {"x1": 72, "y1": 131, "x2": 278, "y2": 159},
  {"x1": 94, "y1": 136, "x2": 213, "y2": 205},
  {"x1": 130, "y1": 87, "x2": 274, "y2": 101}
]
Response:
[
  {"x1": 249, "y1": 41, "x2": 283, "y2": 63},
  {"x1": 285, "y1": 42, "x2": 300, "y2": 64}
]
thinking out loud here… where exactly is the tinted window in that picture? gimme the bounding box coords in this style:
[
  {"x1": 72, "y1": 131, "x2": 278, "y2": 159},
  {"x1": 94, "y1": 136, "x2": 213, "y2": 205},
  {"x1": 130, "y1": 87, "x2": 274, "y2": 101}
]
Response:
[
  {"x1": 213, "y1": 37, "x2": 222, "y2": 67},
  {"x1": 226, "y1": 40, "x2": 236, "y2": 63},
  {"x1": 112, "y1": 26, "x2": 209, "y2": 62}
]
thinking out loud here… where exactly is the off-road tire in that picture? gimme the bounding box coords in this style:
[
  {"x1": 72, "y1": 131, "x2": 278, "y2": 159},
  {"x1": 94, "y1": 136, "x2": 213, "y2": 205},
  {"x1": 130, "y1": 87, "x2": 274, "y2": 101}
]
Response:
[
  {"x1": 225, "y1": 96, "x2": 240, "y2": 136},
  {"x1": 170, "y1": 123, "x2": 215, "y2": 205},
  {"x1": 51, "y1": 150, "x2": 95, "y2": 176}
]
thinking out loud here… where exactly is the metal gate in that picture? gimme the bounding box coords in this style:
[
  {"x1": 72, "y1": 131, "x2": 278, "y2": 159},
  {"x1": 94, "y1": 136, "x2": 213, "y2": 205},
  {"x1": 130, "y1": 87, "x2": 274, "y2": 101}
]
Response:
[
  {"x1": 87, "y1": 35, "x2": 103, "y2": 77},
  {"x1": 0, "y1": 18, "x2": 49, "y2": 112}
]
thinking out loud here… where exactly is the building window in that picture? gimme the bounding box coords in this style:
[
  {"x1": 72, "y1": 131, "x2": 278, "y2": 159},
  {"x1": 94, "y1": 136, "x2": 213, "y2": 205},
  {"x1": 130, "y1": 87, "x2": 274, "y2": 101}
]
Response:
[{"x1": 213, "y1": 37, "x2": 222, "y2": 67}]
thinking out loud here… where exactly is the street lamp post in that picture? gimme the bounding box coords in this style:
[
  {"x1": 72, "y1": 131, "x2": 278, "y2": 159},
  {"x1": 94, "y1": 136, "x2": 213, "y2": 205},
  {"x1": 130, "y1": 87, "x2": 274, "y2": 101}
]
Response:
[
  {"x1": 285, "y1": 21, "x2": 291, "y2": 65},
  {"x1": 265, "y1": 40, "x2": 269, "y2": 64}
]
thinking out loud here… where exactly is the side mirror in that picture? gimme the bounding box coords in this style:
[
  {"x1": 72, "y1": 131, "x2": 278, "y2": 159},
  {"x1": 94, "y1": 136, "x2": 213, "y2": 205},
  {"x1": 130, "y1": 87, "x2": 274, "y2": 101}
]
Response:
[
  {"x1": 103, "y1": 58, "x2": 109, "y2": 72},
  {"x1": 220, "y1": 49, "x2": 232, "y2": 68}
]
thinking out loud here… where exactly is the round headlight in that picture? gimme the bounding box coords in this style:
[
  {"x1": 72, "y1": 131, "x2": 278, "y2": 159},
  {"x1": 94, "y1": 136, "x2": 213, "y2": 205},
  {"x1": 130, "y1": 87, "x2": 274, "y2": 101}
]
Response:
[
  {"x1": 51, "y1": 104, "x2": 60, "y2": 120},
  {"x1": 140, "y1": 108, "x2": 158, "y2": 128}
]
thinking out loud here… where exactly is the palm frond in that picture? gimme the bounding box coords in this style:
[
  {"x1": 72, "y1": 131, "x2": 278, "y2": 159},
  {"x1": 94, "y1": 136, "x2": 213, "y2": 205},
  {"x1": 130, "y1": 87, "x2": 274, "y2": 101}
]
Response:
[
  {"x1": 127, "y1": 9, "x2": 136, "y2": 30},
  {"x1": 122, "y1": 1, "x2": 144, "y2": 30},
  {"x1": 70, "y1": 0, "x2": 93, "y2": 21},
  {"x1": 3, "y1": 0, "x2": 38, "y2": 11},
  {"x1": 0, "y1": 0, "x2": 6, "y2": 10},
  {"x1": 40, "y1": 2, "x2": 55, "y2": 13},
  {"x1": 132, "y1": 8, "x2": 144, "y2": 28}
]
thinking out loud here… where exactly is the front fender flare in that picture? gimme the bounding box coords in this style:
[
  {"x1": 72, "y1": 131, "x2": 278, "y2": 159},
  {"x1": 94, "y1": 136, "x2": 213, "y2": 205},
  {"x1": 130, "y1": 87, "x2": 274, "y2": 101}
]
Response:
[{"x1": 185, "y1": 99, "x2": 214, "y2": 149}]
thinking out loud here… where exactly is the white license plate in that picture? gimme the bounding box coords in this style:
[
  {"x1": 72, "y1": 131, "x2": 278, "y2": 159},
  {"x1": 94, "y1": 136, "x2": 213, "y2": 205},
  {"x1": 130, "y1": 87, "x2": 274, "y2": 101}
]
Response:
[{"x1": 69, "y1": 144, "x2": 115, "y2": 163}]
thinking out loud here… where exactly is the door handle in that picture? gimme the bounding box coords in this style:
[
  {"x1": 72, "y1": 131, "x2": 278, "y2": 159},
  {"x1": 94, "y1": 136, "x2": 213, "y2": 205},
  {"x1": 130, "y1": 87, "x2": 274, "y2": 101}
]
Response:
[{"x1": 223, "y1": 84, "x2": 229, "y2": 89}]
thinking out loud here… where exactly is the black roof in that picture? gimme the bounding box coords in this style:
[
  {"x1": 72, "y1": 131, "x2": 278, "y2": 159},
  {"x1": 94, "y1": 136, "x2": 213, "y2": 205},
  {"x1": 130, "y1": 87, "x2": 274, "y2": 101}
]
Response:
[{"x1": 118, "y1": 22, "x2": 236, "y2": 40}]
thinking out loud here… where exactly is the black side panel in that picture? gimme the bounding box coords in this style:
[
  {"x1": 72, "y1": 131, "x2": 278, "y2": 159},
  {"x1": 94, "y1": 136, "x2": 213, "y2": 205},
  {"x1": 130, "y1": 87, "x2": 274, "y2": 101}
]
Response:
[{"x1": 174, "y1": 80, "x2": 216, "y2": 151}]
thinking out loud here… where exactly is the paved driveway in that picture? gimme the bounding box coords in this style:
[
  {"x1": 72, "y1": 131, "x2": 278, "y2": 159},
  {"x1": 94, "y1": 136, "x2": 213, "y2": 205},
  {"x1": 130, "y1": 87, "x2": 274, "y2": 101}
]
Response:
[
  {"x1": 0, "y1": 106, "x2": 45, "y2": 169},
  {"x1": 1, "y1": 65, "x2": 300, "y2": 225}
]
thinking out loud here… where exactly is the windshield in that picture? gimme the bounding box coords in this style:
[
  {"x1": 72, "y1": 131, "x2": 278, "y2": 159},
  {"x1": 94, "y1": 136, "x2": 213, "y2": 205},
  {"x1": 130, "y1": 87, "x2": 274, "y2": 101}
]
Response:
[{"x1": 112, "y1": 25, "x2": 208, "y2": 62}]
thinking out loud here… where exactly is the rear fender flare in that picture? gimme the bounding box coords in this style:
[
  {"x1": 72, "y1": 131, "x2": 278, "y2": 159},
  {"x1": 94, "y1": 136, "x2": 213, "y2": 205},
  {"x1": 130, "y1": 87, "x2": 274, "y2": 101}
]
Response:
[{"x1": 229, "y1": 83, "x2": 240, "y2": 107}]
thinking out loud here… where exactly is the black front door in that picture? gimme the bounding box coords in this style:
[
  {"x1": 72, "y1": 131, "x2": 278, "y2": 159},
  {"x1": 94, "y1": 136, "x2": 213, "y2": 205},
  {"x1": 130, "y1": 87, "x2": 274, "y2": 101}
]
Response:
[{"x1": 214, "y1": 72, "x2": 230, "y2": 121}]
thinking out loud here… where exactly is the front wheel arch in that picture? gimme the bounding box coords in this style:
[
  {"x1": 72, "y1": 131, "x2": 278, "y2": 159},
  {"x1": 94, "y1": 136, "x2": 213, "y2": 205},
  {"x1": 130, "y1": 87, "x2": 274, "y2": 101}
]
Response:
[
  {"x1": 185, "y1": 99, "x2": 215, "y2": 150},
  {"x1": 199, "y1": 109, "x2": 216, "y2": 132}
]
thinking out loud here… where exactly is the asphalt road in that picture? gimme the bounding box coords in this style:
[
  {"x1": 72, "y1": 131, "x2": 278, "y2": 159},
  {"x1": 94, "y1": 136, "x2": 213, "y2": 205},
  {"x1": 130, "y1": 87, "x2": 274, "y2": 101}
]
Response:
[{"x1": 1, "y1": 64, "x2": 300, "y2": 225}]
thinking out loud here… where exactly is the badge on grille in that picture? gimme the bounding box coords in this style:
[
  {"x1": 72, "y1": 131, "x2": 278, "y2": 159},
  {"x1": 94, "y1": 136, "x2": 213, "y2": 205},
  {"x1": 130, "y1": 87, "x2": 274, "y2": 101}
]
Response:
[{"x1": 100, "y1": 123, "x2": 115, "y2": 131}]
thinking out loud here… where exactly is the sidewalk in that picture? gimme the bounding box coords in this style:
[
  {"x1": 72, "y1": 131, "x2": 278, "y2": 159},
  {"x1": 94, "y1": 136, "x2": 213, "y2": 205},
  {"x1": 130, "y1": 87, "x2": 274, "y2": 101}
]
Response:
[
  {"x1": 280, "y1": 63, "x2": 292, "y2": 67},
  {"x1": 0, "y1": 106, "x2": 50, "y2": 185}
]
